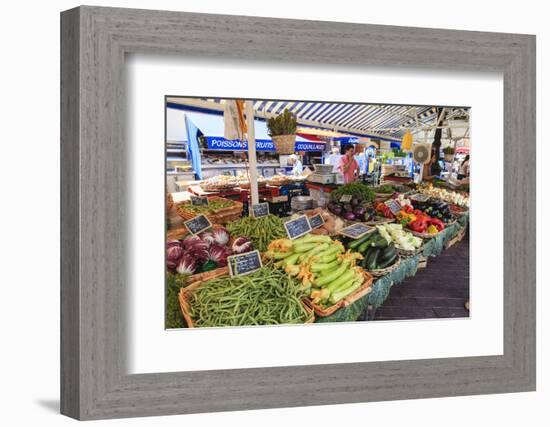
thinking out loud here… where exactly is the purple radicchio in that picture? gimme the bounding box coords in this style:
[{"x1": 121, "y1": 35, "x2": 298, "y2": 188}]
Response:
[
  {"x1": 176, "y1": 254, "x2": 198, "y2": 275},
  {"x1": 181, "y1": 235, "x2": 209, "y2": 263},
  {"x1": 166, "y1": 240, "x2": 184, "y2": 270},
  {"x1": 198, "y1": 230, "x2": 215, "y2": 248},
  {"x1": 212, "y1": 225, "x2": 230, "y2": 246},
  {"x1": 208, "y1": 244, "x2": 232, "y2": 267},
  {"x1": 231, "y1": 236, "x2": 253, "y2": 254}
]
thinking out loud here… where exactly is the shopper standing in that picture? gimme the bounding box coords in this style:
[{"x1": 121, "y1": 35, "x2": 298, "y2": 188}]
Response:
[
  {"x1": 421, "y1": 149, "x2": 437, "y2": 182},
  {"x1": 324, "y1": 146, "x2": 342, "y2": 172},
  {"x1": 338, "y1": 145, "x2": 359, "y2": 183},
  {"x1": 457, "y1": 155, "x2": 470, "y2": 180},
  {"x1": 287, "y1": 154, "x2": 303, "y2": 176}
]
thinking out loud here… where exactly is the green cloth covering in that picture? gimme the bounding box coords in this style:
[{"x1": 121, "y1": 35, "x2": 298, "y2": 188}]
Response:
[{"x1": 316, "y1": 212, "x2": 469, "y2": 323}]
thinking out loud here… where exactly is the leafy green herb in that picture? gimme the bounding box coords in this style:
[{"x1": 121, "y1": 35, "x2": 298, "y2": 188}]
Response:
[
  {"x1": 330, "y1": 183, "x2": 376, "y2": 203},
  {"x1": 267, "y1": 109, "x2": 297, "y2": 136},
  {"x1": 165, "y1": 273, "x2": 189, "y2": 329}
]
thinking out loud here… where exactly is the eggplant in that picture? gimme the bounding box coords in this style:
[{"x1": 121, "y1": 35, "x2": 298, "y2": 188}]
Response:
[
  {"x1": 353, "y1": 206, "x2": 366, "y2": 218},
  {"x1": 351, "y1": 196, "x2": 361, "y2": 206},
  {"x1": 343, "y1": 203, "x2": 353, "y2": 212},
  {"x1": 332, "y1": 205, "x2": 343, "y2": 215},
  {"x1": 343, "y1": 211, "x2": 356, "y2": 221}
]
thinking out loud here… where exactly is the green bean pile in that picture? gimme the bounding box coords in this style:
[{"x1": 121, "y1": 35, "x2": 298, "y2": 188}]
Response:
[
  {"x1": 226, "y1": 214, "x2": 287, "y2": 252},
  {"x1": 182, "y1": 198, "x2": 234, "y2": 214},
  {"x1": 187, "y1": 266, "x2": 310, "y2": 327}
]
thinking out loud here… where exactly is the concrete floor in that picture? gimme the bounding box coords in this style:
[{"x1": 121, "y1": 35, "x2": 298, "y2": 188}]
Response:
[{"x1": 373, "y1": 231, "x2": 470, "y2": 320}]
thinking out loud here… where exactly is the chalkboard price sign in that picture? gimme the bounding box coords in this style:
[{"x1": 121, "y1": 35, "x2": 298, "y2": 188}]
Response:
[
  {"x1": 308, "y1": 213, "x2": 325, "y2": 229},
  {"x1": 284, "y1": 215, "x2": 312, "y2": 240},
  {"x1": 228, "y1": 250, "x2": 263, "y2": 277},
  {"x1": 183, "y1": 214, "x2": 212, "y2": 235},
  {"x1": 340, "y1": 194, "x2": 353, "y2": 203},
  {"x1": 384, "y1": 199, "x2": 402, "y2": 215},
  {"x1": 190, "y1": 195, "x2": 209, "y2": 206},
  {"x1": 251, "y1": 202, "x2": 270, "y2": 218},
  {"x1": 410, "y1": 193, "x2": 430, "y2": 202},
  {"x1": 339, "y1": 223, "x2": 374, "y2": 239}
]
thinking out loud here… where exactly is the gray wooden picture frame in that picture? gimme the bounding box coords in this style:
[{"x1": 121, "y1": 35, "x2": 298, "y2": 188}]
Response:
[{"x1": 60, "y1": 5, "x2": 536, "y2": 420}]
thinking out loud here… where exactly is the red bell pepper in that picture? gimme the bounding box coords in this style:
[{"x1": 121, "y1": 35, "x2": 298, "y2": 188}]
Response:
[
  {"x1": 403, "y1": 204, "x2": 413, "y2": 214},
  {"x1": 429, "y1": 217, "x2": 445, "y2": 231},
  {"x1": 409, "y1": 219, "x2": 427, "y2": 233}
]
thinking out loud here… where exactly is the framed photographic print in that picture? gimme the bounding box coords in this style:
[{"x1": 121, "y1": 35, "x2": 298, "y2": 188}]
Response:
[{"x1": 61, "y1": 6, "x2": 536, "y2": 420}]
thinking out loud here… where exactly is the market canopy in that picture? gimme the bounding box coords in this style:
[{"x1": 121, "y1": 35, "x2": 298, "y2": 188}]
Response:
[{"x1": 167, "y1": 97, "x2": 470, "y2": 144}]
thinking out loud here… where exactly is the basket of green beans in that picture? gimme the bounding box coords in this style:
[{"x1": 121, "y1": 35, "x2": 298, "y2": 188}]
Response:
[{"x1": 179, "y1": 265, "x2": 314, "y2": 328}]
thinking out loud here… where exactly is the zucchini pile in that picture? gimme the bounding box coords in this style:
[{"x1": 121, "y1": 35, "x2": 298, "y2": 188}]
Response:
[
  {"x1": 265, "y1": 234, "x2": 366, "y2": 307},
  {"x1": 345, "y1": 231, "x2": 398, "y2": 271}
]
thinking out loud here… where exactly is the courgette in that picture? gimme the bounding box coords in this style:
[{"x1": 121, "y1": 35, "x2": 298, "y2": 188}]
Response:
[
  {"x1": 348, "y1": 233, "x2": 373, "y2": 250},
  {"x1": 366, "y1": 248, "x2": 381, "y2": 270},
  {"x1": 371, "y1": 235, "x2": 389, "y2": 249},
  {"x1": 377, "y1": 252, "x2": 397, "y2": 269},
  {"x1": 358, "y1": 238, "x2": 373, "y2": 253},
  {"x1": 380, "y1": 243, "x2": 396, "y2": 261}
]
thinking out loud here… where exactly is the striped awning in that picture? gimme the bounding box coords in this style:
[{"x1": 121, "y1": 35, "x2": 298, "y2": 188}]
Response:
[{"x1": 167, "y1": 97, "x2": 469, "y2": 141}]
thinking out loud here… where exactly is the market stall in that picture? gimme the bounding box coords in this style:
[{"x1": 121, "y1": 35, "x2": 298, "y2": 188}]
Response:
[
  {"x1": 165, "y1": 99, "x2": 471, "y2": 329},
  {"x1": 166, "y1": 179, "x2": 470, "y2": 328}
]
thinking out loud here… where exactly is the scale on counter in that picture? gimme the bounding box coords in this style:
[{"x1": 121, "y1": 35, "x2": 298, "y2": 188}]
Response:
[{"x1": 307, "y1": 164, "x2": 336, "y2": 184}]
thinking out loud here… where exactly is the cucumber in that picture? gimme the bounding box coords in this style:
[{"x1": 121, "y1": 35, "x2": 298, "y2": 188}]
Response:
[
  {"x1": 366, "y1": 248, "x2": 381, "y2": 270},
  {"x1": 377, "y1": 252, "x2": 397, "y2": 269},
  {"x1": 348, "y1": 233, "x2": 373, "y2": 250}
]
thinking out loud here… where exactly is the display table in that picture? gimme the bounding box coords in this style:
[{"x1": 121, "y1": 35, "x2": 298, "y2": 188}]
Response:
[{"x1": 315, "y1": 211, "x2": 469, "y2": 323}]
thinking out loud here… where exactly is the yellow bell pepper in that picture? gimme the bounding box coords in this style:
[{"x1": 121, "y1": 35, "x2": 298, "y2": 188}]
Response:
[{"x1": 427, "y1": 224, "x2": 438, "y2": 234}]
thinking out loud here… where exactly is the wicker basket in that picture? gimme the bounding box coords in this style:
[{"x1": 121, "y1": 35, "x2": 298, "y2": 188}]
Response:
[
  {"x1": 409, "y1": 229, "x2": 441, "y2": 240},
  {"x1": 179, "y1": 268, "x2": 315, "y2": 327},
  {"x1": 369, "y1": 255, "x2": 401, "y2": 278},
  {"x1": 239, "y1": 181, "x2": 267, "y2": 190},
  {"x1": 166, "y1": 192, "x2": 174, "y2": 212},
  {"x1": 374, "y1": 192, "x2": 393, "y2": 200},
  {"x1": 267, "y1": 178, "x2": 290, "y2": 187},
  {"x1": 366, "y1": 216, "x2": 395, "y2": 226},
  {"x1": 176, "y1": 196, "x2": 243, "y2": 225},
  {"x1": 272, "y1": 134, "x2": 296, "y2": 154},
  {"x1": 304, "y1": 270, "x2": 373, "y2": 317},
  {"x1": 449, "y1": 204, "x2": 468, "y2": 215},
  {"x1": 396, "y1": 245, "x2": 424, "y2": 258},
  {"x1": 166, "y1": 227, "x2": 189, "y2": 241}
]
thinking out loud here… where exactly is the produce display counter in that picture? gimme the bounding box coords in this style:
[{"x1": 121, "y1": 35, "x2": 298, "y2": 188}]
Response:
[
  {"x1": 315, "y1": 211, "x2": 469, "y2": 323},
  {"x1": 188, "y1": 184, "x2": 280, "y2": 203}
]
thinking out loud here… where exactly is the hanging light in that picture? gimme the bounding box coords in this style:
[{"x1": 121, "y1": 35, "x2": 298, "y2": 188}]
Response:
[{"x1": 401, "y1": 130, "x2": 413, "y2": 151}]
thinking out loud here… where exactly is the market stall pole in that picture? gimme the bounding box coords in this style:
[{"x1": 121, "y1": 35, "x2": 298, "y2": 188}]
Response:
[{"x1": 246, "y1": 100, "x2": 259, "y2": 206}]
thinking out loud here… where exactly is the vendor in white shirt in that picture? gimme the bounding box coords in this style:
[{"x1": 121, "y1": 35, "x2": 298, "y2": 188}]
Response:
[
  {"x1": 324, "y1": 146, "x2": 342, "y2": 172},
  {"x1": 287, "y1": 154, "x2": 303, "y2": 176}
]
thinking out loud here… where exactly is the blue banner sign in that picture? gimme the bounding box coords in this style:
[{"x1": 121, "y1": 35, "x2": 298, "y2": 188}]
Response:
[
  {"x1": 334, "y1": 136, "x2": 359, "y2": 144},
  {"x1": 205, "y1": 137, "x2": 325, "y2": 152},
  {"x1": 295, "y1": 142, "x2": 326, "y2": 151}
]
